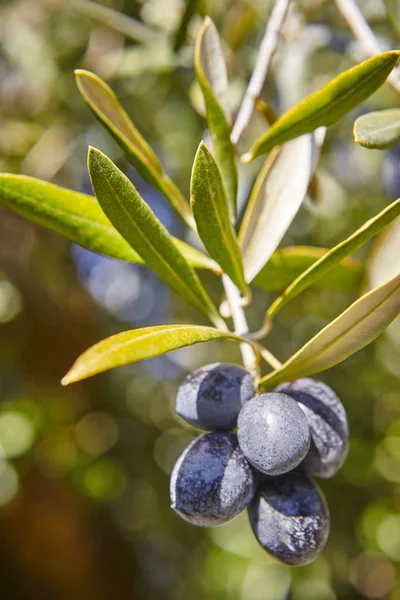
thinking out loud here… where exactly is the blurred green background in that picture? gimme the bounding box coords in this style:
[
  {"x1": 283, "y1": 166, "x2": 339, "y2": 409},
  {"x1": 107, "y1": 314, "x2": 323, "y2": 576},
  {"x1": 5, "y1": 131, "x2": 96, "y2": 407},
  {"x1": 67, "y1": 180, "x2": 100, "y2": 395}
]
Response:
[{"x1": 0, "y1": 0, "x2": 400, "y2": 598}]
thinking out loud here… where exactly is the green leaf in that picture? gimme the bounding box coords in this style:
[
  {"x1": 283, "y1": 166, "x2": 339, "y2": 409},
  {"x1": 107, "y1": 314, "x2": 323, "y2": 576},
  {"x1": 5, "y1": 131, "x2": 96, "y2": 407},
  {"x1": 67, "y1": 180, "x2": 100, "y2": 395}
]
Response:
[
  {"x1": 69, "y1": 0, "x2": 159, "y2": 44},
  {"x1": 0, "y1": 173, "x2": 217, "y2": 271},
  {"x1": 267, "y1": 196, "x2": 400, "y2": 320},
  {"x1": 243, "y1": 51, "x2": 400, "y2": 162},
  {"x1": 75, "y1": 69, "x2": 194, "y2": 227},
  {"x1": 239, "y1": 134, "x2": 315, "y2": 282},
  {"x1": 354, "y1": 109, "x2": 400, "y2": 149},
  {"x1": 61, "y1": 324, "x2": 257, "y2": 384},
  {"x1": 88, "y1": 147, "x2": 225, "y2": 327},
  {"x1": 260, "y1": 273, "x2": 400, "y2": 387},
  {"x1": 368, "y1": 216, "x2": 400, "y2": 289},
  {"x1": 253, "y1": 246, "x2": 363, "y2": 293},
  {"x1": 195, "y1": 17, "x2": 238, "y2": 217},
  {"x1": 191, "y1": 143, "x2": 248, "y2": 296}
]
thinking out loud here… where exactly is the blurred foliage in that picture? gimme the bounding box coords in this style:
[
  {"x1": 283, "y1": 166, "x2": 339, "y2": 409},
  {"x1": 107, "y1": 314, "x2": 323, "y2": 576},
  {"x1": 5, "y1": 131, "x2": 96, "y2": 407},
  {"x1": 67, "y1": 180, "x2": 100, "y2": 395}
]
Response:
[{"x1": 0, "y1": 0, "x2": 400, "y2": 598}]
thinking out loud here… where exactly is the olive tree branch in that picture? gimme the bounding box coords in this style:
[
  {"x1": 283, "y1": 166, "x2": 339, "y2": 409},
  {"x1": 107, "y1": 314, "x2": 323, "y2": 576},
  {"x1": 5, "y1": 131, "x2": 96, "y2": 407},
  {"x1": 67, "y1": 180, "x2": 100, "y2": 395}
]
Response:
[
  {"x1": 230, "y1": 0, "x2": 291, "y2": 145},
  {"x1": 335, "y1": 0, "x2": 400, "y2": 95},
  {"x1": 221, "y1": 0, "x2": 291, "y2": 375},
  {"x1": 221, "y1": 274, "x2": 257, "y2": 373}
]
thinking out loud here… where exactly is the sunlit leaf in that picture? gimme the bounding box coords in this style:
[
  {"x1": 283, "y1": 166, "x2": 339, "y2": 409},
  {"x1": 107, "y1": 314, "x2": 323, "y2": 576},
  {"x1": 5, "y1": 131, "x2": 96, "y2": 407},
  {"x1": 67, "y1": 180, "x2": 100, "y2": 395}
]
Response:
[
  {"x1": 354, "y1": 109, "x2": 400, "y2": 149},
  {"x1": 0, "y1": 174, "x2": 217, "y2": 271},
  {"x1": 88, "y1": 147, "x2": 225, "y2": 327},
  {"x1": 253, "y1": 246, "x2": 363, "y2": 293},
  {"x1": 260, "y1": 273, "x2": 400, "y2": 387},
  {"x1": 368, "y1": 216, "x2": 400, "y2": 289},
  {"x1": 75, "y1": 70, "x2": 193, "y2": 227},
  {"x1": 195, "y1": 17, "x2": 238, "y2": 217},
  {"x1": 243, "y1": 51, "x2": 400, "y2": 162},
  {"x1": 267, "y1": 196, "x2": 400, "y2": 320},
  {"x1": 62, "y1": 324, "x2": 257, "y2": 384},
  {"x1": 191, "y1": 143, "x2": 248, "y2": 295},
  {"x1": 239, "y1": 134, "x2": 315, "y2": 282}
]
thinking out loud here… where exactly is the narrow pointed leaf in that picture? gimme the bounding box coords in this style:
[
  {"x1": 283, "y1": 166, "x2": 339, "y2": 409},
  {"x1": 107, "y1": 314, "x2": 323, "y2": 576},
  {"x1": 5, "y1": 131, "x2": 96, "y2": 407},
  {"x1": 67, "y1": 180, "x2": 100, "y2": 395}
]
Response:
[
  {"x1": 267, "y1": 196, "x2": 400, "y2": 319},
  {"x1": 260, "y1": 274, "x2": 400, "y2": 387},
  {"x1": 191, "y1": 143, "x2": 248, "y2": 295},
  {"x1": 239, "y1": 134, "x2": 315, "y2": 282},
  {"x1": 195, "y1": 17, "x2": 238, "y2": 217},
  {"x1": 69, "y1": 0, "x2": 159, "y2": 44},
  {"x1": 88, "y1": 147, "x2": 224, "y2": 327},
  {"x1": 0, "y1": 173, "x2": 217, "y2": 271},
  {"x1": 384, "y1": 0, "x2": 400, "y2": 36},
  {"x1": 75, "y1": 70, "x2": 193, "y2": 227},
  {"x1": 368, "y1": 216, "x2": 400, "y2": 289},
  {"x1": 62, "y1": 324, "x2": 257, "y2": 384},
  {"x1": 253, "y1": 246, "x2": 363, "y2": 293},
  {"x1": 354, "y1": 109, "x2": 400, "y2": 149},
  {"x1": 243, "y1": 51, "x2": 400, "y2": 162}
]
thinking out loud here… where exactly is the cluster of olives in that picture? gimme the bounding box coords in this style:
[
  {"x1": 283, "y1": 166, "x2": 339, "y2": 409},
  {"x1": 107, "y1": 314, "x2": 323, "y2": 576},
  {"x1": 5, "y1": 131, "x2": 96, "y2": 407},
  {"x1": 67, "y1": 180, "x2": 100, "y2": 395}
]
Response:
[{"x1": 170, "y1": 363, "x2": 349, "y2": 566}]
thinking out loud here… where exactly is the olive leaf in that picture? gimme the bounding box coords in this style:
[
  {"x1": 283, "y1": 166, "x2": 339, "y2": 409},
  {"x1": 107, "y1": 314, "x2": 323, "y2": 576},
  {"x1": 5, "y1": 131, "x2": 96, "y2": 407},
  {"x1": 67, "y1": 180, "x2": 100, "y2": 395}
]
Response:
[
  {"x1": 61, "y1": 324, "x2": 258, "y2": 384},
  {"x1": 195, "y1": 17, "x2": 238, "y2": 217},
  {"x1": 0, "y1": 173, "x2": 217, "y2": 271},
  {"x1": 88, "y1": 147, "x2": 225, "y2": 327},
  {"x1": 253, "y1": 246, "x2": 363, "y2": 293},
  {"x1": 75, "y1": 69, "x2": 194, "y2": 227},
  {"x1": 384, "y1": 0, "x2": 400, "y2": 36},
  {"x1": 368, "y1": 216, "x2": 400, "y2": 289},
  {"x1": 69, "y1": 0, "x2": 159, "y2": 44},
  {"x1": 239, "y1": 134, "x2": 316, "y2": 283},
  {"x1": 243, "y1": 51, "x2": 400, "y2": 162},
  {"x1": 267, "y1": 196, "x2": 400, "y2": 320},
  {"x1": 260, "y1": 273, "x2": 400, "y2": 387},
  {"x1": 354, "y1": 109, "x2": 400, "y2": 149},
  {"x1": 191, "y1": 142, "x2": 248, "y2": 296}
]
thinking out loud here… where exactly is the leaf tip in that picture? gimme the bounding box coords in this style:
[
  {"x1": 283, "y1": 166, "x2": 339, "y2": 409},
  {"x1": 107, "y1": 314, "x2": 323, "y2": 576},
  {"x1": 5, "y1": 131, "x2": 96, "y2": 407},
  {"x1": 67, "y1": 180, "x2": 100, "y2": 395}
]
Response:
[
  {"x1": 60, "y1": 372, "x2": 73, "y2": 386},
  {"x1": 61, "y1": 362, "x2": 86, "y2": 386},
  {"x1": 240, "y1": 151, "x2": 253, "y2": 164},
  {"x1": 75, "y1": 68, "x2": 96, "y2": 92}
]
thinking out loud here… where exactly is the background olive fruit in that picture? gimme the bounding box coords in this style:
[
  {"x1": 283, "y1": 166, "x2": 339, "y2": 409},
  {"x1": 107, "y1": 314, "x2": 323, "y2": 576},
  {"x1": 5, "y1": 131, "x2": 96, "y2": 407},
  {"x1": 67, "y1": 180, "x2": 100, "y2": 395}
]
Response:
[
  {"x1": 237, "y1": 393, "x2": 310, "y2": 475},
  {"x1": 248, "y1": 471, "x2": 330, "y2": 566},
  {"x1": 275, "y1": 378, "x2": 349, "y2": 478},
  {"x1": 170, "y1": 431, "x2": 255, "y2": 527},
  {"x1": 175, "y1": 362, "x2": 255, "y2": 430}
]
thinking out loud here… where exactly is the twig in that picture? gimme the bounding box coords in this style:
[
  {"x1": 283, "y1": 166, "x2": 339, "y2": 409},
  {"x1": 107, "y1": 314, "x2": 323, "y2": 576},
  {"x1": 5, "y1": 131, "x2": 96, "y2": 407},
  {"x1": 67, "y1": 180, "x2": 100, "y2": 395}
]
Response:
[
  {"x1": 221, "y1": 1, "x2": 291, "y2": 374},
  {"x1": 230, "y1": 0, "x2": 291, "y2": 145},
  {"x1": 335, "y1": 0, "x2": 400, "y2": 96},
  {"x1": 222, "y1": 275, "x2": 258, "y2": 374}
]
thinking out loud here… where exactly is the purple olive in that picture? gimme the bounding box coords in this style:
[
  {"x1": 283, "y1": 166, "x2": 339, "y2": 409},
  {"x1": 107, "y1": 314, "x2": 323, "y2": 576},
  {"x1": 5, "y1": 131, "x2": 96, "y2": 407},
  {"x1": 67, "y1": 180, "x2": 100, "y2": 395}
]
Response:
[
  {"x1": 275, "y1": 378, "x2": 349, "y2": 478},
  {"x1": 237, "y1": 393, "x2": 310, "y2": 475},
  {"x1": 170, "y1": 431, "x2": 255, "y2": 527},
  {"x1": 175, "y1": 363, "x2": 255, "y2": 431},
  {"x1": 248, "y1": 471, "x2": 330, "y2": 565}
]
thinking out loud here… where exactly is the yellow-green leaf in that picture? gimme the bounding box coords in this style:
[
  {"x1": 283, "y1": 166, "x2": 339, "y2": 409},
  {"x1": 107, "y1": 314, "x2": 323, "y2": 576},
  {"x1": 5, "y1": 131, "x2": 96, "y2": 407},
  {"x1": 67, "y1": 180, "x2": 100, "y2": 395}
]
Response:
[
  {"x1": 253, "y1": 246, "x2": 363, "y2": 293},
  {"x1": 368, "y1": 216, "x2": 400, "y2": 289},
  {"x1": 354, "y1": 109, "x2": 400, "y2": 149},
  {"x1": 243, "y1": 51, "x2": 400, "y2": 162},
  {"x1": 75, "y1": 69, "x2": 193, "y2": 227},
  {"x1": 191, "y1": 143, "x2": 248, "y2": 295},
  {"x1": 0, "y1": 173, "x2": 217, "y2": 271},
  {"x1": 195, "y1": 17, "x2": 238, "y2": 217},
  {"x1": 62, "y1": 324, "x2": 257, "y2": 384},
  {"x1": 260, "y1": 273, "x2": 400, "y2": 387},
  {"x1": 267, "y1": 196, "x2": 400, "y2": 320},
  {"x1": 88, "y1": 147, "x2": 224, "y2": 327},
  {"x1": 239, "y1": 134, "x2": 315, "y2": 282}
]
